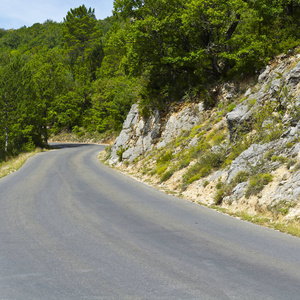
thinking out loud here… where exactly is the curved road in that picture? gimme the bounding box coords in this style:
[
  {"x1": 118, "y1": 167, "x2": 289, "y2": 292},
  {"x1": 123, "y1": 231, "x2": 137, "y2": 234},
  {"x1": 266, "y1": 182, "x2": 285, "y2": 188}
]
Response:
[{"x1": 0, "y1": 143, "x2": 300, "y2": 299}]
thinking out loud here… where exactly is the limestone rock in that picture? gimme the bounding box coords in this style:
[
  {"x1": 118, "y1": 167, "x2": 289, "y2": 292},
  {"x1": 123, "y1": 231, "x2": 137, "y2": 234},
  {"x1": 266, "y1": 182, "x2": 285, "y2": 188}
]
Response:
[
  {"x1": 157, "y1": 103, "x2": 204, "y2": 149},
  {"x1": 226, "y1": 103, "x2": 252, "y2": 140},
  {"x1": 226, "y1": 143, "x2": 270, "y2": 184}
]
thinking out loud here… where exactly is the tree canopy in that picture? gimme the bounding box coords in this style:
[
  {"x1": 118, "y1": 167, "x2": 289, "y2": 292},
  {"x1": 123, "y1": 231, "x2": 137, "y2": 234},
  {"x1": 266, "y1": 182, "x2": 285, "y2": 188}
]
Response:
[{"x1": 0, "y1": 1, "x2": 299, "y2": 161}]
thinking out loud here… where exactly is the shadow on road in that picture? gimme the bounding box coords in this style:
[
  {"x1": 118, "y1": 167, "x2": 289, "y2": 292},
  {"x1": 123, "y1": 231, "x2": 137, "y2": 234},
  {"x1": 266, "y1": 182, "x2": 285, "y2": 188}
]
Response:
[{"x1": 49, "y1": 143, "x2": 94, "y2": 149}]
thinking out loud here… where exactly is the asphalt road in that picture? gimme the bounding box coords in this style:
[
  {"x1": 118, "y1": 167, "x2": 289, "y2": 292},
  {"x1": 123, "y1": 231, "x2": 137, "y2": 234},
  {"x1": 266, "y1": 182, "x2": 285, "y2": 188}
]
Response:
[{"x1": 0, "y1": 143, "x2": 300, "y2": 300}]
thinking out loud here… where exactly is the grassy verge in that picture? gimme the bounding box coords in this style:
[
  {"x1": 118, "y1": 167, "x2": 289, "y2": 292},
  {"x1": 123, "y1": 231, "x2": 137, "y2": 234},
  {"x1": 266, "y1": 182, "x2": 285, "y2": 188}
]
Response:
[
  {"x1": 210, "y1": 205, "x2": 300, "y2": 238},
  {"x1": 0, "y1": 148, "x2": 43, "y2": 179}
]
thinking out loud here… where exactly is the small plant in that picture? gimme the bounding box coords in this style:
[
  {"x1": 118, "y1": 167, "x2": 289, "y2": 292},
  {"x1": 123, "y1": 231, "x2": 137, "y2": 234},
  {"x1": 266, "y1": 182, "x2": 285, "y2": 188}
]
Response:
[
  {"x1": 216, "y1": 181, "x2": 223, "y2": 189},
  {"x1": 156, "y1": 165, "x2": 168, "y2": 175},
  {"x1": 214, "y1": 184, "x2": 232, "y2": 205},
  {"x1": 157, "y1": 150, "x2": 173, "y2": 165},
  {"x1": 179, "y1": 157, "x2": 191, "y2": 169},
  {"x1": 271, "y1": 155, "x2": 287, "y2": 163},
  {"x1": 228, "y1": 104, "x2": 236, "y2": 112},
  {"x1": 287, "y1": 158, "x2": 297, "y2": 170},
  {"x1": 265, "y1": 150, "x2": 275, "y2": 160},
  {"x1": 293, "y1": 163, "x2": 300, "y2": 172},
  {"x1": 245, "y1": 173, "x2": 273, "y2": 198},
  {"x1": 233, "y1": 170, "x2": 249, "y2": 184},
  {"x1": 268, "y1": 200, "x2": 296, "y2": 217},
  {"x1": 249, "y1": 98, "x2": 256, "y2": 107},
  {"x1": 203, "y1": 180, "x2": 209, "y2": 187},
  {"x1": 160, "y1": 169, "x2": 175, "y2": 183},
  {"x1": 285, "y1": 141, "x2": 295, "y2": 148},
  {"x1": 116, "y1": 146, "x2": 128, "y2": 162}
]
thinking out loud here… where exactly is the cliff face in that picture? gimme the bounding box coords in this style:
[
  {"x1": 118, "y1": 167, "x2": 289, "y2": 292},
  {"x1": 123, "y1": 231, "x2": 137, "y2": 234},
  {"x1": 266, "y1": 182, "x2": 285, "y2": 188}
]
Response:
[
  {"x1": 106, "y1": 51, "x2": 300, "y2": 230},
  {"x1": 109, "y1": 102, "x2": 204, "y2": 165}
]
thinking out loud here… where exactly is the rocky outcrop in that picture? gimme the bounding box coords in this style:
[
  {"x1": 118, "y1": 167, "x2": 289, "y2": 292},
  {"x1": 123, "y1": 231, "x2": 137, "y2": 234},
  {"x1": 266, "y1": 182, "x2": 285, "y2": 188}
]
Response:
[
  {"x1": 226, "y1": 55, "x2": 300, "y2": 141},
  {"x1": 109, "y1": 103, "x2": 205, "y2": 164},
  {"x1": 157, "y1": 103, "x2": 204, "y2": 149},
  {"x1": 109, "y1": 104, "x2": 161, "y2": 164}
]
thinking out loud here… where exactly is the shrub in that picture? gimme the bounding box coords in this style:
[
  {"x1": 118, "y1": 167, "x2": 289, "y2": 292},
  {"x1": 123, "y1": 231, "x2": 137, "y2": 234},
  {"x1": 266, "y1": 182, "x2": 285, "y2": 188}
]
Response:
[
  {"x1": 116, "y1": 146, "x2": 127, "y2": 162},
  {"x1": 245, "y1": 173, "x2": 273, "y2": 198},
  {"x1": 214, "y1": 184, "x2": 233, "y2": 205},
  {"x1": 156, "y1": 165, "x2": 168, "y2": 175},
  {"x1": 179, "y1": 157, "x2": 191, "y2": 169},
  {"x1": 228, "y1": 104, "x2": 236, "y2": 112},
  {"x1": 203, "y1": 180, "x2": 209, "y2": 187},
  {"x1": 160, "y1": 169, "x2": 175, "y2": 183},
  {"x1": 233, "y1": 170, "x2": 249, "y2": 184},
  {"x1": 271, "y1": 155, "x2": 286, "y2": 163},
  {"x1": 157, "y1": 150, "x2": 173, "y2": 165},
  {"x1": 287, "y1": 158, "x2": 297, "y2": 170},
  {"x1": 294, "y1": 163, "x2": 300, "y2": 172}
]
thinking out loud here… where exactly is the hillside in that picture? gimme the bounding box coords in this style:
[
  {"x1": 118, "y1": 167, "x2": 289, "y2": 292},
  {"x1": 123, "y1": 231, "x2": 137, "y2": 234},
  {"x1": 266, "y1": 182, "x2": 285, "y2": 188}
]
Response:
[
  {"x1": 1, "y1": 1, "x2": 300, "y2": 164},
  {"x1": 103, "y1": 50, "x2": 300, "y2": 236}
]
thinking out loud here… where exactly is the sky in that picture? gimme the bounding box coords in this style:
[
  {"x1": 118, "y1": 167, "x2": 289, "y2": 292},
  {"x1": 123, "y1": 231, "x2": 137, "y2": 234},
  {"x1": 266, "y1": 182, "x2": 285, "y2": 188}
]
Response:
[{"x1": 0, "y1": 0, "x2": 115, "y2": 30}]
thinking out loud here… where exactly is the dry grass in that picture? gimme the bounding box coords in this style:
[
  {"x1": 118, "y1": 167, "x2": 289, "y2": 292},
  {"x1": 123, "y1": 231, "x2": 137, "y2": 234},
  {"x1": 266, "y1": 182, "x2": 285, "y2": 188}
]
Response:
[
  {"x1": 210, "y1": 205, "x2": 300, "y2": 238},
  {"x1": 0, "y1": 148, "x2": 43, "y2": 179}
]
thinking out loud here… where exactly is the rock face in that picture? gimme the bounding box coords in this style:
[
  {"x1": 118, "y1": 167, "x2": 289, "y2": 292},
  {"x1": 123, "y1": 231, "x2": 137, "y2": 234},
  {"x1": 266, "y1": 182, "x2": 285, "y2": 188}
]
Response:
[
  {"x1": 226, "y1": 55, "x2": 300, "y2": 141},
  {"x1": 157, "y1": 103, "x2": 204, "y2": 149},
  {"x1": 109, "y1": 104, "x2": 160, "y2": 164},
  {"x1": 226, "y1": 103, "x2": 252, "y2": 140},
  {"x1": 109, "y1": 103, "x2": 205, "y2": 164}
]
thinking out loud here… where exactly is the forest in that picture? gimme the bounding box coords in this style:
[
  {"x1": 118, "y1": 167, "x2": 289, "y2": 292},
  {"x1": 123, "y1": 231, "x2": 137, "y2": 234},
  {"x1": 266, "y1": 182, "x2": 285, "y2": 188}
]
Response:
[{"x1": 0, "y1": 0, "x2": 300, "y2": 161}]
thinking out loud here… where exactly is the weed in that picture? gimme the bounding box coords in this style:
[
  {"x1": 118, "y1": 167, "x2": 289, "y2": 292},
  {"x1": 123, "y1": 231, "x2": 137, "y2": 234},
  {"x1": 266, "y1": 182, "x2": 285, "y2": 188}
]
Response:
[
  {"x1": 179, "y1": 157, "x2": 191, "y2": 169},
  {"x1": 268, "y1": 200, "x2": 296, "y2": 217},
  {"x1": 211, "y1": 132, "x2": 226, "y2": 145},
  {"x1": 214, "y1": 184, "x2": 232, "y2": 205}
]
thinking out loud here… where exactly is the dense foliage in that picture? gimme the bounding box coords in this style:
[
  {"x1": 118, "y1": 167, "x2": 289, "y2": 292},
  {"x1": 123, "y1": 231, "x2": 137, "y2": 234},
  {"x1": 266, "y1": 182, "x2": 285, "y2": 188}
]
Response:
[{"x1": 1, "y1": 1, "x2": 300, "y2": 161}]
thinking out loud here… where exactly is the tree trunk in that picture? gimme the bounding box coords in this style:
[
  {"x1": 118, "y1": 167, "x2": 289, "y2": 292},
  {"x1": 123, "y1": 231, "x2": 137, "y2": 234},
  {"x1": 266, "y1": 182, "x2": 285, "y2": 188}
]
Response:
[{"x1": 4, "y1": 93, "x2": 8, "y2": 153}]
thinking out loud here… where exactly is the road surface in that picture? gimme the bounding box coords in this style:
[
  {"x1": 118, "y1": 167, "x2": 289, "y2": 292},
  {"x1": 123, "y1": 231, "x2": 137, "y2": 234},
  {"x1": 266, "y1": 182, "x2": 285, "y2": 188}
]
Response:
[{"x1": 0, "y1": 143, "x2": 300, "y2": 299}]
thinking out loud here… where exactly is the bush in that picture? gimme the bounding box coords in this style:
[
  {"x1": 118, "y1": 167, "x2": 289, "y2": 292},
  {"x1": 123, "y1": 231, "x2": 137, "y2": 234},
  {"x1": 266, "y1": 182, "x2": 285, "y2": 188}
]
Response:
[
  {"x1": 116, "y1": 146, "x2": 128, "y2": 162},
  {"x1": 214, "y1": 184, "x2": 233, "y2": 205},
  {"x1": 157, "y1": 150, "x2": 173, "y2": 165},
  {"x1": 156, "y1": 165, "x2": 168, "y2": 175},
  {"x1": 179, "y1": 157, "x2": 191, "y2": 169},
  {"x1": 271, "y1": 155, "x2": 286, "y2": 163},
  {"x1": 287, "y1": 158, "x2": 297, "y2": 170},
  {"x1": 228, "y1": 104, "x2": 236, "y2": 112},
  {"x1": 160, "y1": 169, "x2": 175, "y2": 183},
  {"x1": 245, "y1": 173, "x2": 273, "y2": 198},
  {"x1": 233, "y1": 170, "x2": 249, "y2": 184}
]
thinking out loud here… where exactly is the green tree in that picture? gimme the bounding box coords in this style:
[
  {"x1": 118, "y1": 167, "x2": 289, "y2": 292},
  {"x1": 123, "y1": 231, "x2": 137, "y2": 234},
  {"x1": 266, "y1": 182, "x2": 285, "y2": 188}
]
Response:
[
  {"x1": 63, "y1": 5, "x2": 102, "y2": 67},
  {"x1": 25, "y1": 49, "x2": 72, "y2": 143},
  {"x1": 0, "y1": 52, "x2": 39, "y2": 158}
]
